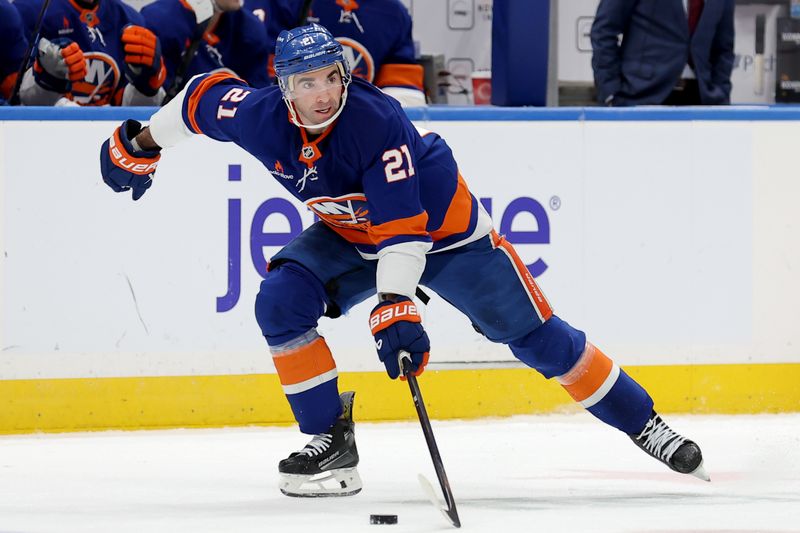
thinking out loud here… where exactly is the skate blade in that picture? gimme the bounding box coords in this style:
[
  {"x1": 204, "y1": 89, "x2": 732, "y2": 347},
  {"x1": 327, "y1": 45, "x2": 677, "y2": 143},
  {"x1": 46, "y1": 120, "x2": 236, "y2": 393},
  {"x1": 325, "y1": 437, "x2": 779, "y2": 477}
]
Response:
[
  {"x1": 689, "y1": 460, "x2": 711, "y2": 482},
  {"x1": 279, "y1": 468, "x2": 363, "y2": 497}
]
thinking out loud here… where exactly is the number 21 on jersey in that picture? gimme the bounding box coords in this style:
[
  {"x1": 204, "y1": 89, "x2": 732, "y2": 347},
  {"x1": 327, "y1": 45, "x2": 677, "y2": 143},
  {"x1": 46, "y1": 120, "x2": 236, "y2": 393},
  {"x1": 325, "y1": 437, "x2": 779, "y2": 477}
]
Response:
[
  {"x1": 217, "y1": 88, "x2": 251, "y2": 119},
  {"x1": 382, "y1": 144, "x2": 415, "y2": 182}
]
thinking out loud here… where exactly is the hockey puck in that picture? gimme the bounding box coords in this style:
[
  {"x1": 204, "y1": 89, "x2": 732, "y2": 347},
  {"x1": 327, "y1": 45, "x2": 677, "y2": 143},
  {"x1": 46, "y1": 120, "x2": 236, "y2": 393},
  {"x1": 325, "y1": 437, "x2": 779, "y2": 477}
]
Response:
[{"x1": 369, "y1": 514, "x2": 398, "y2": 525}]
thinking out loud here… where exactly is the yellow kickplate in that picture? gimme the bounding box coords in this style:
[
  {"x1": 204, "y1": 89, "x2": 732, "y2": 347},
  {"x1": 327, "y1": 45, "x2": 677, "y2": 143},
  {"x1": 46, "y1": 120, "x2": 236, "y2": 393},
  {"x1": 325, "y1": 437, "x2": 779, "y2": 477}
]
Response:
[{"x1": 1, "y1": 363, "x2": 798, "y2": 434}]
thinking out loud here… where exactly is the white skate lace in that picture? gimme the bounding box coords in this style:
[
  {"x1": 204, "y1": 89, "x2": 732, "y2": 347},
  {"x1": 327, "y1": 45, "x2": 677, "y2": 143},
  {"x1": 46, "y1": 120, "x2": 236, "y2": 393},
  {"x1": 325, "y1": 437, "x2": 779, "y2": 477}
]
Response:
[
  {"x1": 299, "y1": 433, "x2": 333, "y2": 456},
  {"x1": 637, "y1": 416, "x2": 686, "y2": 462}
]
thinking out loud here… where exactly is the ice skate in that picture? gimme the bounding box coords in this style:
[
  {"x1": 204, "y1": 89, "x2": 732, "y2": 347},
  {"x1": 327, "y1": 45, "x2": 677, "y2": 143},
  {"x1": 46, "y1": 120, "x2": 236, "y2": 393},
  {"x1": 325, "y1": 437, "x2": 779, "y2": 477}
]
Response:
[
  {"x1": 629, "y1": 410, "x2": 710, "y2": 481},
  {"x1": 278, "y1": 391, "x2": 362, "y2": 497}
]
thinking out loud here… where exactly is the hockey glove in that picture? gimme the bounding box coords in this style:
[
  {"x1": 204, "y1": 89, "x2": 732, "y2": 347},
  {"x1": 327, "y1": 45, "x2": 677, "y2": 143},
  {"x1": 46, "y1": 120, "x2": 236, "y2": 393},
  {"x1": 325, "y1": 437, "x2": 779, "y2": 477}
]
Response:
[
  {"x1": 32, "y1": 37, "x2": 87, "y2": 94},
  {"x1": 100, "y1": 120, "x2": 160, "y2": 201},
  {"x1": 369, "y1": 296, "x2": 430, "y2": 380},
  {"x1": 121, "y1": 25, "x2": 166, "y2": 97}
]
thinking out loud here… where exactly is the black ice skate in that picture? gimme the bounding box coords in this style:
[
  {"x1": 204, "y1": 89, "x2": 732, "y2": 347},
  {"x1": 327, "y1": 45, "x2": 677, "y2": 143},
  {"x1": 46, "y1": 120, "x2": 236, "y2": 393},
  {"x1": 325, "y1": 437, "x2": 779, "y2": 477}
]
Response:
[
  {"x1": 629, "y1": 410, "x2": 710, "y2": 481},
  {"x1": 278, "y1": 391, "x2": 362, "y2": 497}
]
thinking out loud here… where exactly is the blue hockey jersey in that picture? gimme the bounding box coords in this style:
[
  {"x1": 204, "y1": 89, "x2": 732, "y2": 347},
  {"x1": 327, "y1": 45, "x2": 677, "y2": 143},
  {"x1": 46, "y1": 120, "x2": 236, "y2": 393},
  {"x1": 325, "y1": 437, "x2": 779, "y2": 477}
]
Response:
[
  {"x1": 13, "y1": 0, "x2": 147, "y2": 105},
  {"x1": 174, "y1": 73, "x2": 489, "y2": 256},
  {"x1": 141, "y1": 0, "x2": 271, "y2": 91},
  {"x1": 245, "y1": 0, "x2": 423, "y2": 92},
  {"x1": 0, "y1": 0, "x2": 28, "y2": 101}
]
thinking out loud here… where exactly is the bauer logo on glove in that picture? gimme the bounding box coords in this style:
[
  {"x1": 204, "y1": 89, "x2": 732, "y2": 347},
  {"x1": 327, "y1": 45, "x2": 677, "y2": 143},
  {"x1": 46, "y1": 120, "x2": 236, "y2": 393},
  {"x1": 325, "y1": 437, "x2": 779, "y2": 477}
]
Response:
[
  {"x1": 368, "y1": 300, "x2": 421, "y2": 332},
  {"x1": 369, "y1": 296, "x2": 430, "y2": 380},
  {"x1": 100, "y1": 119, "x2": 160, "y2": 201},
  {"x1": 108, "y1": 131, "x2": 159, "y2": 175}
]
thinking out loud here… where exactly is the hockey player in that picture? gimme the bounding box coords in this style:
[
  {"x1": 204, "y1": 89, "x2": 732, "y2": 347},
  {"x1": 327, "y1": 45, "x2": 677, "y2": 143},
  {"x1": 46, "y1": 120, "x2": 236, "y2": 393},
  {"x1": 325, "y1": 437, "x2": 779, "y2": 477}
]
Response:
[
  {"x1": 141, "y1": 0, "x2": 271, "y2": 94},
  {"x1": 13, "y1": 0, "x2": 166, "y2": 106},
  {"x1": 247, "y1": 0, "x2": 426, "y2": 106},
  {"x1": 99, "y1": 24, "x2": 709, "y2": 497},
  {"x1": 0, "y1": 0, "x2": 28, "y2": 104}
]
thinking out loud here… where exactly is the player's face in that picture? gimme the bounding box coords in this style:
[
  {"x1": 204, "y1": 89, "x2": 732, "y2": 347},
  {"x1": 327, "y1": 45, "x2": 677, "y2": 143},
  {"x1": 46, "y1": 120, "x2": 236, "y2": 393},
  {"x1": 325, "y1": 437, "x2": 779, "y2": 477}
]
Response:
[{"x1": 289, "y1": 65, "x2": 345, "y2": 126}]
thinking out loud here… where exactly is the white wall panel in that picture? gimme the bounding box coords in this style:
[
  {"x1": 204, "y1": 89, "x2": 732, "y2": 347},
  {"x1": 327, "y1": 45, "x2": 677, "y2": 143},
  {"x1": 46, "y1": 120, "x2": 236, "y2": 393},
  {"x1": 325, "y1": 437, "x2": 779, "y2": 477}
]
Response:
[{"x1": 1, "y1": 117, "x2": 797, "y2": 379}]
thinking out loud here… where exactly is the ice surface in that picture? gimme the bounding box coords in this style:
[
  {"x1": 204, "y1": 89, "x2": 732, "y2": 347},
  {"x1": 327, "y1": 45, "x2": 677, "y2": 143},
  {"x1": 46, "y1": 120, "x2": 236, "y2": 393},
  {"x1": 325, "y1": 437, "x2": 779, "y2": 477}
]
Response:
[{"x1": 1, "y1": 414, "x2": 798, "y2": 532}]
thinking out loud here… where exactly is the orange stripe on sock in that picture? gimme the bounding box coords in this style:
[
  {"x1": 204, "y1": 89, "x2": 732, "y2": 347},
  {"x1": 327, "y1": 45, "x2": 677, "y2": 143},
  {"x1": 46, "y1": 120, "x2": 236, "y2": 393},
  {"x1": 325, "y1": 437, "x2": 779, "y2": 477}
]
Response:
[
  {"x1": 272, "y1": 337, "x2": 336, "y2": 387},
  {"x1": 186, "y1": 72, "x2": 243, "y2": 134},
  {"x1": 491, "y1": 231, "x2": 553, "y2": 321},
  {"x1": 557, "y1": 343, "x2": 613, "y2": 403}
]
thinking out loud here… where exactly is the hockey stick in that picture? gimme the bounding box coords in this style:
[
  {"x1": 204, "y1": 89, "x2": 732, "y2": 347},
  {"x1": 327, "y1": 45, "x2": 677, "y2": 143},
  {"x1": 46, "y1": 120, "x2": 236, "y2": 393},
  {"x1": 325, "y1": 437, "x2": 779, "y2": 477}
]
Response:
[
  {"x1": 400, "y1": 352, "x2": 461, "y2": 528},
  {"x1": 163, "y1": 0, "x2": 214, "y2": 104},
  {"x1": 296, "y1": 0, "x2": 314, "y2": 26},
  {"x1": 9, "y1": 0, "x2": 53, "y2": 105},
  {"x1": 162, "y1": 27, "x2": 206, "y2": 104}
]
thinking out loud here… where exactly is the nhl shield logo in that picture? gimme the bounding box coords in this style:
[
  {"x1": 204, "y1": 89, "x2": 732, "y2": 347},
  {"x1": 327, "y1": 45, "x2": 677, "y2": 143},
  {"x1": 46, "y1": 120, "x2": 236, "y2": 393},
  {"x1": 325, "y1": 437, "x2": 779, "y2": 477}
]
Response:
[{"x1": 302, "y1": 145, "x2": 316, "y2": 160}]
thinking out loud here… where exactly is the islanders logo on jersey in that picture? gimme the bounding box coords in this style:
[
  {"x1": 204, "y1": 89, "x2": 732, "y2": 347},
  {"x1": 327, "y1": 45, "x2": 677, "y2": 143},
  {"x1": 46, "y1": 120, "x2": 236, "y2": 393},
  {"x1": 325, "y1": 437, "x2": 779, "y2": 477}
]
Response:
[
  {"x1": 307, "y1": 194, "x2": 371, "y2": 231},
  {"x1": 70, "y1": 51, "x2": 120, "y2": 106},
  {"x1": 337, "y1": 38, "x2": 375, "y2": 82}
]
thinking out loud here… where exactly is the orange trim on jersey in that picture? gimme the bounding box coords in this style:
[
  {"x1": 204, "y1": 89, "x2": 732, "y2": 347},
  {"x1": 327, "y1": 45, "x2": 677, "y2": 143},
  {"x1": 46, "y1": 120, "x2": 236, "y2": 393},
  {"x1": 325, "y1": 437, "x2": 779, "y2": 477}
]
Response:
[
  {"x1": 429, "y1": 172, "x2": 472, "y2": 241},
  {"x1": 296, "y1": 114, "x2": 337, "y2": 167},
  {"x1": 336, "y1": 0, "x2": 359, "y2": 11},
  {"x1": 322, "y1": 223, "x2": 376, "y2": 245},
  {"x1": 0, "y1": 72, "x2": 17, "y2": 100},
  {"x1": 368, "y1": 212, "x2": 429, "y2": 246},
  {"x1": 557, "y1": 343, "x2": 613, "y2": 403},
  {"x1": 68, "y1": 0, "x2": 100, "y2": 26},
  {"x1": 186, "y1": 72, "x2": 244, "y2": 134},
  {"x1": 178, "y1": 0, "x2": 193, "y2": 11},
  {"x1": 491, "y1": 230, "x2": 553, "y2": 321},
  {"x1": 271, "y1": 337, "x2": 336, "y2": 387},
  {"x1": 112, "y1": 87, "x2": 124, "y2": 106},
  {"x1": 374, "y1": 63, "x2": 424, "y2": 90}
]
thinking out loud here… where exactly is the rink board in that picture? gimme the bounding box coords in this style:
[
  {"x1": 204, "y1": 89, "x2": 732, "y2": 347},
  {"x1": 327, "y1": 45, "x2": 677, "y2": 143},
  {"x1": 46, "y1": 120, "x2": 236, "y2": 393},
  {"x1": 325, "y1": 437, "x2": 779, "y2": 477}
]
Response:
[
  {"x1": 1, "y1": 363, "x2": 799, "y2": 434},
  {"x1": 1, "y1": 107, "x2": 799, "y2": 432}
]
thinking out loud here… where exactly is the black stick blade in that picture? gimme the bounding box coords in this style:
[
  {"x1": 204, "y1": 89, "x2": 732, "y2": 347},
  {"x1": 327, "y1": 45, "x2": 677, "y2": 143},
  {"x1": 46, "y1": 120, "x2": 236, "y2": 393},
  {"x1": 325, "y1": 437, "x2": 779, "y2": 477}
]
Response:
[{"x1": 401, "y1": 355, "x2": 461, "y2": 528}]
